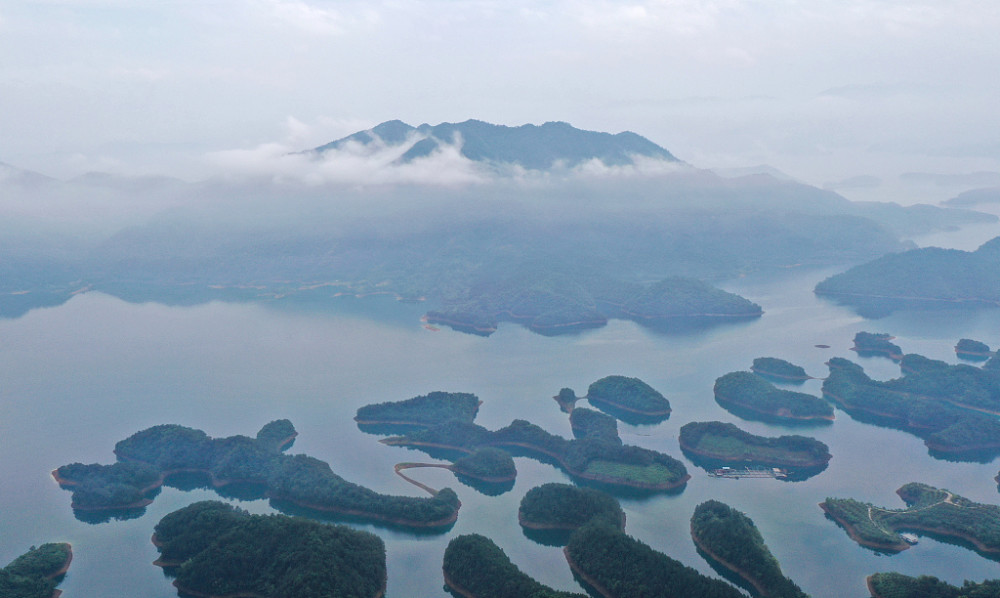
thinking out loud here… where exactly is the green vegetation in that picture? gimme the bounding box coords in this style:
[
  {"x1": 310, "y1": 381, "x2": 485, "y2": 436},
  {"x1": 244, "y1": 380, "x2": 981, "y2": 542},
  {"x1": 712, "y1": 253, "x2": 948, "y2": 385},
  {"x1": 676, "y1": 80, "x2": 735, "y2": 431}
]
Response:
[
  {"x1": 691, "y1": 500, "x2": 808, "y2": 598},
  {"x1": 452, "y1": 448, "x2": 517, "y2": 481},
  {"x1": 868, "y1": 572, "x2": 1000, "y2": 598},
  {"x1": 57, "y1": 420, "x2": 461, "y2": 528},
  {"x1": 256, "y1": 418, "x2": 297, "y2": 450},
  {"x1": 386, "y1": 418, "x2": 689, "y2": 491},
  {"x1": 565, "y1": 521, "x2": 745, "y2": 598},
  {"x1": 154, "y1": 501, "x2": 386, "y2": 598},
  {"x1": 442, "y1": 534, "x2": 586, "y2": 598},
  {"x1": 0, "y1": 543, "x2": 72, "y2": 598},
  {"x1": 821, "y1": 483, "x2": 1000, "y2": 555},
  {"x1": 822, "y1": 357, "x2": 1000, "y2": 457},
  {"x1": 957, "y1": 339, "x2": 992, "y2": 359},
  {"x1": 355, "y1": 391, "x2": 480, "y2": 425},
  {"x1": 714, "y1": 371, "x2": 833, "y2": 422},
  {"x1": 853, "y1": 332, "x2": 903, "y2": 360},
  {"x1": 519, "y1": 483, "x2": 624, "y2": 530},
  {"x1": 752, "y1": 357, "x2": 810, "y2": 381},
  {"x1": 587, "y1": 375, "x2": 671, "y2": 415},
  {"x1": 679, "y1": 421, "x2": 831, "y2": 468},
  {"x1": 569, "y1": 408, "x2": 621, "y2": 443},
  {"x1": 815, "y1": 238, "x2": 1000, "y2": 317}
]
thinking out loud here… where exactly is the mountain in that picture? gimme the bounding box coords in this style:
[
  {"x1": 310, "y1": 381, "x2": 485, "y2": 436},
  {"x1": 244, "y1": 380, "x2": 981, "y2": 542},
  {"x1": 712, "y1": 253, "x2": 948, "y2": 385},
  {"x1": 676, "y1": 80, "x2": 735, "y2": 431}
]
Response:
[
  {"x1": 311, "y1": 119, "x2": 679, "y2": 169},
  {"x1": 0, "y1": 161, "x2": 56, "y2": 187}
]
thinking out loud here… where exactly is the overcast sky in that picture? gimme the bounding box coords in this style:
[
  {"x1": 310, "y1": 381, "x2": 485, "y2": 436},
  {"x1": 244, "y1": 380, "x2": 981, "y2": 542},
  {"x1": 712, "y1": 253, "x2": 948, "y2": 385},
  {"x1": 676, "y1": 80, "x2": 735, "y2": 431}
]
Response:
[{"x1": 2, "y1": 0, "x2": 999, "y2": 200}]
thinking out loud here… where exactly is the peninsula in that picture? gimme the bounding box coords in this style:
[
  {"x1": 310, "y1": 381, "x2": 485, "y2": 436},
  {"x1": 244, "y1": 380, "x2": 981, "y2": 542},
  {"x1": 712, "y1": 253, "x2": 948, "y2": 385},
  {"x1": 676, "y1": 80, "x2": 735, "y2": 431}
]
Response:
[
  {"x1": 679, "y1": 421, "x2": 831, "y2": 470},
  {"x1": 442, "y1": 534, "x2": 586, "y2": 598},
  {"x1": 0, "y1": 543, "x2": 73, "y2": 598},
  {"x1": 851, "y1": 332, "x2": 903, "y2": 361},
  {"x1": 355, "y1": 391, "x2": 481, "y2": 428},
  {"x1": 153, "y1": 501, "x2": 386, "y2": 598},
  {"x1": 714, "y1": 371, "x2": 834, "y2": 423},
  {"x1": 867, "y1": 572, "x2": 1000, "y2": 598},
  {"x1": 691, "y1": 500, "x2": 809, "y2": 598},
  {"x1": 821, "y1": 483, "x2": 1000, "y2": 555},
  {"x1": 822, "y1": 357, "x2": 1000, "y2": 458},
  {"x1": 55, "y1": 420, "x2": 461, "y2": 529}
]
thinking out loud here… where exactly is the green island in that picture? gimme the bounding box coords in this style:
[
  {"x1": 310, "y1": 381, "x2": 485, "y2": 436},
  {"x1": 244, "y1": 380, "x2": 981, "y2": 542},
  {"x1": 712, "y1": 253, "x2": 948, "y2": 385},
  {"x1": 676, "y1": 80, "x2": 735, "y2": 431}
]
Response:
[
  {"x1": 678, "y1": 421, "x2": 831, "y2": 471},
  {"x1": 751, "y1": 357, "x2": 812, "y2": 383},
  {"x1": 569, "y1": 408, "x2": 621, "y2": 444},
  {"x1": 814, "y1": 237, "x2": 1000, "y2": 317},
  {"x1": 957, "y1": 339, "x2": 994, "y2": 362},
  {"x1": 820, "y1": 482, "x2": 1000, "y2": 555},
  {"x1": 54, "y1": 420, "x2": 461, "y2": 529},
  {"x1": 714, "y1": 371, "x2": 834, "y2": 423},
  {"x1": 393, "y1": 448, "x2": 517, "y2": 498},
  {"x1": 852, "y1": 332, "x2": 904, "y2": 361},
  {"x1": 442, "y1": 534, "x2": 587, "y2": 598},
  {"x1": 424, "y1": 275, "x2": 762, "y2": 336},
  {"x1": 690, "y1": 500, "x2": 809, "y2": 598},
  {"x1": 519, "y1": 483, "x2": 625, "y2": 531},
  {"x1": 383, "y1": 418, "x2": 689, "y2": 491},
  {"x1": 354, "y1": 391, "x2": 480, "y2": 427},
  {"x1": 582, "y1": 375, "x2": 671, "y2": 424},
  {"x1": 553, "y1": 388, "x2": 579, "y2": 413},
  {"x1": 822, "y1": 357, "x2": 1000, "y2": 457},
  {"x1": 0, "y1": 543, "x2": 73, "y2": 598},
  {"x1": 564, "y1": 521, "x2": 746, "y2": 598},
  {"x1": 867, "y1": 572, "x2": 1000, "y2": 598},
  {"x1": 153, "y1": 501, "x2": 386, "y2": 598}
]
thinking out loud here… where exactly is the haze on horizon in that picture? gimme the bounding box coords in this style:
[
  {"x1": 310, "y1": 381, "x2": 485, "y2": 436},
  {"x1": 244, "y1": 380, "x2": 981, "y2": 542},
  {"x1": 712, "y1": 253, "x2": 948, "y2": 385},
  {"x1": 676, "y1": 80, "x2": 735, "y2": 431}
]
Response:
[{"x1": 1, "y1": 0, "x2": 999, "y2": 206}]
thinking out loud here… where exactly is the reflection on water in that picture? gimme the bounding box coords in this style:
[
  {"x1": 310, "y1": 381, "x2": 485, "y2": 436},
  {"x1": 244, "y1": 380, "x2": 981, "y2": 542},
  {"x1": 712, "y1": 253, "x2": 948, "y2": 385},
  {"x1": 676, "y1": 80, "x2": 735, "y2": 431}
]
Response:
[{"x1": 2, "y1": 267, "x2": 1000, "y2": 597}]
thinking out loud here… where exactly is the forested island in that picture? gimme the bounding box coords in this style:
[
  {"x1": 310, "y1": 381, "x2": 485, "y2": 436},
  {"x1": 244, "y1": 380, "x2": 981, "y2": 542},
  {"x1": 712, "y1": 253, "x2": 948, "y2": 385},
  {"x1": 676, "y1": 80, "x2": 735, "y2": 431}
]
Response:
[
  {"x1": 569, "y1": 408, "x2": 620, "y2": 443},
  {"x1": 751, "y1": 357, "x2": 811, "y2": 383},
  {"x1": 867, "y1": 572, "x2": 1000, "y2": 598},
  {"x1": 821, "y1": 483, "x2": 1000, "y2": 555},
  {"x1": 714, "y1": 371, "x2": 834, "y2": 423},
  {"x1": 55, "y1": 420, "x2": 461, "y2": 529},
  {"x1": 519, "y1": 483, "x2": 625, "y2": 531},
  {"x1": 585, "y1": 375, "x2": 671, "y2": 418},
  {"x1": 822, "y1": 357, "x2": 1000, "y2": 457},
  {"x1": 957, "y1": 339, "x2": 993, "y2": 361},
  {"x1": 564, "y1": 521, "x2": 746, "y2": 598},
  {"x1": 355, "y1": 391, "x2": 481, "y2": 428},
  {"x1": 815, "y1": 237, "x2": 1000, "y2": 317},
  {"x1": 442, "y1": 534, "x2": 586, "y2": 598},
  {"x1": 678, "y1": 421, "x2": 831, "y2": 471},
  {"x1": 153, "y1": 501, "x2": 386, "y2": 598},
  {"x1": 852, "y1": 332, "x2": 904, "y2": 361},
  {"x1": 690, "y1": 500, "x2": 808, "y2": 598},
  {"x1": 383, "y1": 418, "x2": 689, "y2": 491},
  {"x1": 0, "y1": 543, "x2": 72, "y2": 598}
]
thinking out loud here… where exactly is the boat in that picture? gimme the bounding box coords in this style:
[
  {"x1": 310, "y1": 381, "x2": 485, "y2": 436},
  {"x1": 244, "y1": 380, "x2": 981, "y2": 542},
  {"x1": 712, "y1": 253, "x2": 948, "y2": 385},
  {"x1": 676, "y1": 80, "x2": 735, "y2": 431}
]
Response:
[{"x1": 708, "y1": 466, "x2": 788, "y2": 479}]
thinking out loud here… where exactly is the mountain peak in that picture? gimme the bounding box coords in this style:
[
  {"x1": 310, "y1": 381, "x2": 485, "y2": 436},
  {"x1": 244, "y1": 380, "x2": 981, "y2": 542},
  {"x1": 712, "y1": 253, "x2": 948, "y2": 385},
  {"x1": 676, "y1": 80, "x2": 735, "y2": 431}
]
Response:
[{"x1": 309, "y1": 119, "x2": 679, "y2": 170}]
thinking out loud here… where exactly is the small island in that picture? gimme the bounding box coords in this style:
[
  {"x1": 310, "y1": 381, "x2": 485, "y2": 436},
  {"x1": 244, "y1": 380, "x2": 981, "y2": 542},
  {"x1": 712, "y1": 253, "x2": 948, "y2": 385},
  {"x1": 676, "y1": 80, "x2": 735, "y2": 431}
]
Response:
[
  {"x1": 751, "y1": 357, "x2": 812, "y2": 383},
  {"x1": 0, "y1": 543, "x2": 73, "y2": 598},
  {"x1": 569, "y1": 408, "x2": 620, "y2": 444},
  {"x1": 55, "y1": 420, "x2": 461, "y2": 529},
  {"x1": 679, "y1": 421, "x2": 831, "y2": 472},
  {"x1": 153, "y1": 501, "x2": 386, "y2": 598},
  {"x1": 519, "y1": 483, "x2": 625, "y2": 532},
  {"x1": 867, "y1": 572, "x2": 1000, "y2": 598},
  {"x1": 691, "y1": 500, "x2": 808, "y2": 598},
  {"x1": 956, "y1": 338, "x2": 993, "y2": 362},
  {"x1": 564, "y1": 522, "x2": 746, "y2": 598},
  {"x1": 851, "y1": 332, "x2": 904, "y2": 361},
  {"x1": 714, "y1": 371, "x2": 834, "y2": 423},
  {"x1": 442, "y1": 534, "x2": 587, "y2": 598},
  {"x1": 822, "y1": 357, "x2": 1000, "y2": 458},
  {"x1": 585, "y1": 375, "x2": 671, "y2": 424},
  {"x1": 355, "y1": 391, "x2": 480, "y2": 428},
  {"x1": 383, "y1": 418, "x2": 689, "y2": 492},
  {"x1": 821, "y1": 482, "x2": 1000, "y2": 555}
]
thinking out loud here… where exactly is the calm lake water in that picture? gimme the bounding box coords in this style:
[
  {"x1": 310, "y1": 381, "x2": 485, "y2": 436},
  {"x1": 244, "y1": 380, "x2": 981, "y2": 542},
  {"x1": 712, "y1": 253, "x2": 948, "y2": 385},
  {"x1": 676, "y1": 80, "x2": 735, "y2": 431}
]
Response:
[{"x1": 3, "y1": 232, "x2": 1000, "y2": 597}]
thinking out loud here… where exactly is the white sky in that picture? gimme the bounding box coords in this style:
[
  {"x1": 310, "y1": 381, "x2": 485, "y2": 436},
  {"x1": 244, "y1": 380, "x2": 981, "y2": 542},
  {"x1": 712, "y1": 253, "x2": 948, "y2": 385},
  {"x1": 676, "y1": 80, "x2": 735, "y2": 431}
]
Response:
[{"x1": 2, "y1": 0, "x2": 999, "y2": 201}]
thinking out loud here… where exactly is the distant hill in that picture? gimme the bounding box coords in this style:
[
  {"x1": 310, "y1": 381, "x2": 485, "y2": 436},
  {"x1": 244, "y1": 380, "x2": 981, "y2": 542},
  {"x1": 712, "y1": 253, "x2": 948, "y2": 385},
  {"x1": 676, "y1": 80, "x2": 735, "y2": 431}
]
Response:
[
  {"x1": 310, "y1": 119, "x2": 679, "y2": 170},
  {"x1": 815, "y1": 236, "x2": 1000, "y2": 316},
  {"x1": 943, "y1": 187, "x2": 1000, "y2": 207},
  {"x1": 0, "y1": 161, "x2": 55, "y2": 187}
]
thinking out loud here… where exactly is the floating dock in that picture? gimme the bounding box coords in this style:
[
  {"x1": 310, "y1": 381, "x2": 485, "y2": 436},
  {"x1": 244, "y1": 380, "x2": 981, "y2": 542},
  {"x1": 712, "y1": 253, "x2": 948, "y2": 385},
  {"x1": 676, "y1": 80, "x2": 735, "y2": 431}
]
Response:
[{"x1": 709, "y1": 466, "x2": 788, "y2": 479}]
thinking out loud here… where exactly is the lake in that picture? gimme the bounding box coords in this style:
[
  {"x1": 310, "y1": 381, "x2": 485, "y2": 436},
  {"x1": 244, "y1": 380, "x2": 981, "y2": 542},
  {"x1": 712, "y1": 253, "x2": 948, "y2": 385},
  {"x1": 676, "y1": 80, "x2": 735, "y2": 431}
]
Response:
[{"x1": 3, "y1": 246, "x2": 1000, "y2": 597}]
